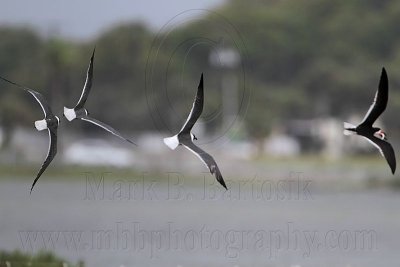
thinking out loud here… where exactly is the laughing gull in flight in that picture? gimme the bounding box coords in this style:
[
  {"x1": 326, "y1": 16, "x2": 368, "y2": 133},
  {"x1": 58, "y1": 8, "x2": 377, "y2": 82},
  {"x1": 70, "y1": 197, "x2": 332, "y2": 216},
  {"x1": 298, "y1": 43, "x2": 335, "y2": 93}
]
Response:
[
  {"x1": 0, "y1": 76, "x2": 59, "y2": 192},
  {"x1": 63, "y1": 48, "x2": 135, "y2": 145},
  {"x1": 344, "y1": 67, "x2": 396, "y2": 174},
  {"x1": 163, "y1": 74, "x2": 227, "y2": 189}
]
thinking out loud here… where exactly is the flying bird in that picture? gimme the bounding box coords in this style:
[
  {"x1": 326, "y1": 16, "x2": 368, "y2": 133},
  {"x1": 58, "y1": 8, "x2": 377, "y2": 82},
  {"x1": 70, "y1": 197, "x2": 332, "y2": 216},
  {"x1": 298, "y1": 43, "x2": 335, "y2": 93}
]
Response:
[
  {"x1": 63, "y1": 48, "x2": 135, "y2": 145},
  {"x1": 163, "y1": 74, "x2": 227, "y2": 189},
  {"x1": 344, "y1": 67, "x2": 396, "y2": 174},
  {"x1": 0, "y1": 76, "x2": 59, "y2": 192}
]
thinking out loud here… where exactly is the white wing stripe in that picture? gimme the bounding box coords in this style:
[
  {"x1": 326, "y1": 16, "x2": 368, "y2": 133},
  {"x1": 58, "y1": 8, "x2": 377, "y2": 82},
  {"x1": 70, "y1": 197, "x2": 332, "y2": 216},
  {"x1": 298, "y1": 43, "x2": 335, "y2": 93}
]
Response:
[
  {"x1": 179, "y1": 102, "x2": 196, "y2": 133},
  {"x1": 362, "y1": 136, "x2": 385, "y2": 158},
  {"x1": 77, "y1": 70, "x2": 90, "y2": 105},
  {"x1": 81, "y1": 117, "x2": 114, "y2": 135},
  {"x1": 182, "y1": 144, "x2": 210, "y2": 171},
  {"x1": 28, "y1": 90, "x2": 47, "y2": 116},
  {"x1": 47, "y1": 130, "x2": 52, "y2": 158},
  {"x1": 80, "y1": 117, "x2": 126, "y2": 140},
  {"x1": 76, "y1": 51, "x2": 94, "y2": 106},
  {"x1": 361, "y1": 91, "x2": 377, "y2": 124}
]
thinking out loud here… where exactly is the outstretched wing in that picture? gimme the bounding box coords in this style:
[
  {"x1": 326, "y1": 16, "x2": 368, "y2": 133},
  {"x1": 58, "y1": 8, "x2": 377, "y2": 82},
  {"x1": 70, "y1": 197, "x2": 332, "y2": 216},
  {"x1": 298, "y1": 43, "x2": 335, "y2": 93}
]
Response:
[
  {"x1": 181, "y1": 138, "x2": 227, "y2": 189},
  {"x1": 361, "y1": 134, "x2": 396, "y2": 174},
  {"x1": 30, "y1": 128, "x2": 58, "y2": 193},
  {"x1": 80, "y1": 116, "x2": 136, "y2": 145},
  {"x1": 75, "y1": 48, "x2": 95, "y2": 110},
  {"x1": 0, "y1": 76, "x2": 53, "y2": 117},
  {"x1": 179, "y1": 74, "x2": 204, "y2": 134},
  {"x1": 360, "y1": 68, "x2": 388, "y2": 126}
]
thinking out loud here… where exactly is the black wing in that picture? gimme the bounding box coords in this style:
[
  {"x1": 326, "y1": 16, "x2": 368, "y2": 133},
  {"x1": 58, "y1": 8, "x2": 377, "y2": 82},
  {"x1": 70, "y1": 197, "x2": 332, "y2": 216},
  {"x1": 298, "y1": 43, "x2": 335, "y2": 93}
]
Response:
[
  {"x1": 179, "y1": 74, "x2": 204, "y2": 134},
  {"x1": 360, "y1": 68, "x2": 388, "y2": 126},
  {"x1": 362, "y1": 134, "x2": 396, "y2": 174},
  {"x1": 0, "y1": 76, "x2": 53, "y2": 117},
  {"x1": 75, "y1": 48, "x2": 95, "y2": 110},
  {"x1": 80, "y1": 115, "x2": 136, "y2": 145},
  {"x1": 181, "y1": 139, "x2": 227, "y2": 189},
  {"x1": 30, "y1": 128, "x2": 58, "y2": 193}
]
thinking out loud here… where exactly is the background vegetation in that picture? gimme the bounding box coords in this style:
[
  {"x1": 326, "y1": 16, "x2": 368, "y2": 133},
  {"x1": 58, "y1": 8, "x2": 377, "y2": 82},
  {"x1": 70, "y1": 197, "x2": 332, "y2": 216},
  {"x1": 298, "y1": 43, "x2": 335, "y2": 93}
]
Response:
[
  {"x1": 0, "y1": 250, "x2": 84, "y2": 266},
  {"x1": 1, "y1": 0, "x2": 400, "y2": 144}
]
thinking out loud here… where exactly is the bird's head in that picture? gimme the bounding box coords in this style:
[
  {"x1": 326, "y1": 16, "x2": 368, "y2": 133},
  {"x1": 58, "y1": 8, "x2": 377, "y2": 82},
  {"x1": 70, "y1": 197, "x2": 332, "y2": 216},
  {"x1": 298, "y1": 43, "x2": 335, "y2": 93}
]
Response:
[{"x1": 375, "y1": 129, "x2": 387, "y2": 140}]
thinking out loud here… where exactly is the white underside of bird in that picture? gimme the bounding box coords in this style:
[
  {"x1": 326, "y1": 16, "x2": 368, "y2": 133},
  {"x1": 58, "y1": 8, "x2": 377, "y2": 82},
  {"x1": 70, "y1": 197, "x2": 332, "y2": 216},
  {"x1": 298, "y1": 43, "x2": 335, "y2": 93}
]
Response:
[{"x1": 63, "y1": 107, "x2": 77, "y2": 121}]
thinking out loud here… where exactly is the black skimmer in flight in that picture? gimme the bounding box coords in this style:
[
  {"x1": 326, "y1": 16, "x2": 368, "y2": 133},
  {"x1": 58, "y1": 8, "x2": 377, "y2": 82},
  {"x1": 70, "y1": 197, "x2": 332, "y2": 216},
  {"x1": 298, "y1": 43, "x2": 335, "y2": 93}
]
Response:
[
  {"x1": 344, "y1": 67, "x2": 396, "y2": 174},
  {"x1": 0, "y1": 76, "x2": 59, "y2": 192},
  {"x1": 63, "y1": 48, "x2": 135, "y2": 145},
  {"x1": 163, "y1": 74, "x2": 227, "y2": 189}
]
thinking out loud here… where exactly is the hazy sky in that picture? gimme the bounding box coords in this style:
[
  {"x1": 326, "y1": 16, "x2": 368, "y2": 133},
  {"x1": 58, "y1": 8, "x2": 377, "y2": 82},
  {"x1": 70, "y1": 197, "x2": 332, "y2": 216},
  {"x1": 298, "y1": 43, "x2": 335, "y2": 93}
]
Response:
[{"x1": 0, "y1": 0, "x2": 226, "y2": 40}]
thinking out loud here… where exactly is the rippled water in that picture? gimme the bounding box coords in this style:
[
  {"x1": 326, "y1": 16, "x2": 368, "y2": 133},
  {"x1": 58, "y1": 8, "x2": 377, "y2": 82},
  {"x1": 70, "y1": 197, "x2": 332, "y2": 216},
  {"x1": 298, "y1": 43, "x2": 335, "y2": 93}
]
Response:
[{"x1": 0, "y1": 179, "x2": 400, "y2": 267}]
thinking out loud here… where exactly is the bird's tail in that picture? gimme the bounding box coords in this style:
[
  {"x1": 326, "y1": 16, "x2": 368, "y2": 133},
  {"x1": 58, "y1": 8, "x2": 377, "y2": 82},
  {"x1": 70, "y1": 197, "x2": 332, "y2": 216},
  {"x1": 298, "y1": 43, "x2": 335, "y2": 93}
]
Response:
[
  {"x1": 163, "y1": 135, "x2": 179, "y2": 150},
  {"x1": 343, "y1": 122, "x2": 357, "y2": 136},
  {"x1": 34, "y1": 119, "x2": 47, "y2": 131},
  {"x1": 63, "y1": 107, "x2": 77, "y2": 121}
]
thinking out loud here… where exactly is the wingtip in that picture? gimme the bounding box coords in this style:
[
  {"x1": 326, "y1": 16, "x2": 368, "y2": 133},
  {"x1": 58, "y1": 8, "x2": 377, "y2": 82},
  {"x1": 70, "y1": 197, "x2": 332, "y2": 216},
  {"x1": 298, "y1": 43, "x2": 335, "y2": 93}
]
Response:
[
  {"x1": 29, "y1": 183, "x2": 35, "y2": 194},
  {"x1": 119, "y1": 135, "x2": 137, "y2": 146},
  {"x1": 88, "y1": 47, "x2": 96, "y2": 64},
  {"x1": 222, "y1": 183, "x2": 228, "y2": 190},
  {"x1": 0, "y1": 76, "x2": 27, "y2": 91},
  {"x1": 0, "y1": 75, "x2": 8, "y2": 83},
  {"x1": 199, "y1": 73, "x2": 203, "y2": 88},
  {"x1": 379, "y1": 67, "x2": 388, "y2": 91},
  {"x1": 217, "y1": 175, "x2": 228, "y2": 190},
  {"x1": 391, "y1": 165, "x2": 396, "y2": 175},
  {"x1": 381, "y1": 67, "x2": 387, "y2": 78},
  {"x1": 127, "y1": 139, "x2": 138, "y2": 146},
  {"x1": 220, "y1": 180, "x2": 228, "y2": 190},
  {"x1": 30, "y1": 172, "x2": 43, "y2": 194}
]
